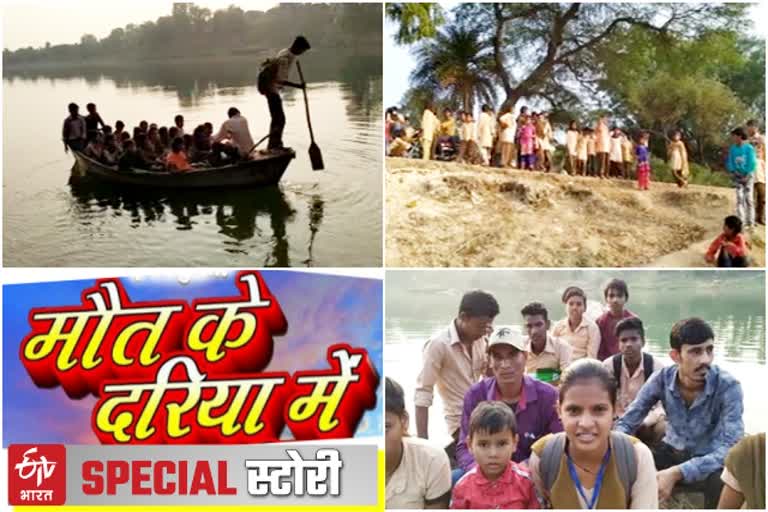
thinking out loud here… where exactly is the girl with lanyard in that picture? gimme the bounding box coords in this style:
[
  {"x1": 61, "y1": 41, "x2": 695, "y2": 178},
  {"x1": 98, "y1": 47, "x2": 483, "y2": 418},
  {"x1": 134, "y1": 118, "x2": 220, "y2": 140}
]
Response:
[{"x1": 528, "y1": 360, "x2": 658, "y2": 509}]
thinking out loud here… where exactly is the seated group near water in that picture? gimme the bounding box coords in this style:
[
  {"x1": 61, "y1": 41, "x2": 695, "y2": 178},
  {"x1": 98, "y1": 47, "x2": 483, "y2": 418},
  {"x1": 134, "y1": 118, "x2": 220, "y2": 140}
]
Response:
[
  {"x1": 62, "y1": 102, "x2": 260, "y2": 173},
  {"x1": 385, "y1": 283, "x2": 766, "y2": 509}
]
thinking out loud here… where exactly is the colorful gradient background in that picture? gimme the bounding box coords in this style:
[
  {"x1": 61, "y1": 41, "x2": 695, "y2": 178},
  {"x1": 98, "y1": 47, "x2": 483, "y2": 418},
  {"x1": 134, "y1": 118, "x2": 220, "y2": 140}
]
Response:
[{"x1": 2, "y1": 271, "x2": 383, "y2": 446}]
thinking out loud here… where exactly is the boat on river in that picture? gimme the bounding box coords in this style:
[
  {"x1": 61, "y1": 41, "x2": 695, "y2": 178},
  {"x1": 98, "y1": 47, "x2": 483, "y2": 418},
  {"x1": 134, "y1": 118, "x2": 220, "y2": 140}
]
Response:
[{"x1": 72, "y1": 148, "x2": 295, "y2": 189}]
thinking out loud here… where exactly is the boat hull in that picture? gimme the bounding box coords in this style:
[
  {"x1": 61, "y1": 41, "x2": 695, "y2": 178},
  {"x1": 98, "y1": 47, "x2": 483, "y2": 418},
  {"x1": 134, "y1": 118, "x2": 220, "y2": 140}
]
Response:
[{"x1": 73, "y1": 150, "x2": 294, "y2": 188}]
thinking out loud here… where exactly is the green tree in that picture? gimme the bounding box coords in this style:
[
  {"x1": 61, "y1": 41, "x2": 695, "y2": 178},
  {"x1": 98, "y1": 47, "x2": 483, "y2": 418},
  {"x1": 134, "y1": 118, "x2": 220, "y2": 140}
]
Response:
[
  {"x1": 397, "y1": 3, "x2": 748, "y2": 111},
  {"x1": 386, "y1": 3, "x2": 444, "y2": 44},
  {"x1": 627, "y1": 72, "x2": 748, "y2": 162},
  {"x1": 411, "y1": 23, "x2": 497, "y2": 112}
]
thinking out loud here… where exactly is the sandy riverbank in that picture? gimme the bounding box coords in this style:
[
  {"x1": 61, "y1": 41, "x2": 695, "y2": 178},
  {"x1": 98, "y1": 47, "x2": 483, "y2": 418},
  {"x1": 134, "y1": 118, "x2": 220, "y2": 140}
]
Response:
[{"x1": 386, "y1": 158, "x2": 765, "y2": 268}]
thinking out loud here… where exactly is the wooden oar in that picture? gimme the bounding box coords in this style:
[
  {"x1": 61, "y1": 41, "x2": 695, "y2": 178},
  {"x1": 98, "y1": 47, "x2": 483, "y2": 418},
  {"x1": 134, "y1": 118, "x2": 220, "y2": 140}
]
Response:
[{"x1": 296, "y1": 61, "x2": 324, "y2": 171}]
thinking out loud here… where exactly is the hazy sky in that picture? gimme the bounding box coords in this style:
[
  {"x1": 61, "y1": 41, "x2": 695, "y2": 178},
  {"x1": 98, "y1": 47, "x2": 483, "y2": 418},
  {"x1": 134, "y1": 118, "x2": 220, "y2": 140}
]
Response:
[{"x1": 2, "y1": 1, "x2": 278, "y2": 51}]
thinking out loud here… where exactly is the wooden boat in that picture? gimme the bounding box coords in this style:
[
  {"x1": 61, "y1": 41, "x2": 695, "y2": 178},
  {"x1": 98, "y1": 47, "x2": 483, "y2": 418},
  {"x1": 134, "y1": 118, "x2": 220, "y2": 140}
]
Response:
[{"x1": 72, "y1": 148, "x2": 295, "y2": 188}]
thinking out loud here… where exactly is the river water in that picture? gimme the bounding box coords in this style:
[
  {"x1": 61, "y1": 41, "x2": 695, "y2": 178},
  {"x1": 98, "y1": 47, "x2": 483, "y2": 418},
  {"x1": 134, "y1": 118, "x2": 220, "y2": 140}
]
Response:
[
  {"x1": 3, "y1": 57, "x2": 382, "y2": 266},
  {"x1": 385, "y1": 269, "x2": 765, "y2": 445}
]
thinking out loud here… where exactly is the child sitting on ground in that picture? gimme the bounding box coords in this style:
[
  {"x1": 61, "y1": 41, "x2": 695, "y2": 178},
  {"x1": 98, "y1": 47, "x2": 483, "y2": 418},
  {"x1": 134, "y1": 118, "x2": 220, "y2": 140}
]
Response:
[
  {"x1": 705, "y1": 215, "x2": 749, "y2": 267},
  {"x1": 450, "y1": 401, "x2": 540, "y2": 509},
  {"x1": 635, "y1": 132, "x2": 651, "y2": 190},
  {"x1": 166, "y1": 137, "x2": 192, "y2": 173},
  {"x1": 388, "y1": 128, "x2": 412, "y2": 157}
]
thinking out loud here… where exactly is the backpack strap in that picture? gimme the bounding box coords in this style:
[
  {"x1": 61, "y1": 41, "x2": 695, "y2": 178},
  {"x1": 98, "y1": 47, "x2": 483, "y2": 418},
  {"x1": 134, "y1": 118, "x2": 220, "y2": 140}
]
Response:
[
  {"x1": 610, "y1": 431, "x2": 638, "y2": 503},
  {"x1": 642, "y1": 352, "x2": 654, "y2": 382},
  {"x1": 538, "y1": 432, "x2": 567, "y2": 492},
  {"x1": 612, "y1": 354, "x2": 623, "y2": 389}
]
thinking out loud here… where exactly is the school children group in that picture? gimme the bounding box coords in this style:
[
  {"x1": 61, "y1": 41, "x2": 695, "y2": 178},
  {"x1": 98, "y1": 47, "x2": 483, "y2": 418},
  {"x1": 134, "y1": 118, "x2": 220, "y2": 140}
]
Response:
[
  {"x1": 385, "y1": 282, "x2": 765, "y2": 509},
  {"x1": 386, "y1": 106, "x2": 766, "y2": 221},
  {"x1": 61, "y1": 102, "x2": 264, "y2": 173}
]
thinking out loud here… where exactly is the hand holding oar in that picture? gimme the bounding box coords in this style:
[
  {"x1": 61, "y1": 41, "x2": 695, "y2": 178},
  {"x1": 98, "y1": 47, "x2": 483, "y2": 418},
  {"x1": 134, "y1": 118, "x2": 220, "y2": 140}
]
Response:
[{"x1": 296, "y1": 60, "x2": 324, "y2": 171}]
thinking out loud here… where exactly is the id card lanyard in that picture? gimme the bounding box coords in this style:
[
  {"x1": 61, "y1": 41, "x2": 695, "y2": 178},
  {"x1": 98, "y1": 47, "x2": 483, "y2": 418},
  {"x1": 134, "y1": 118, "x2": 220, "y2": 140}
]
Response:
[{"x1": 566, "y1": 447, "x2": 612, "y2": 509}]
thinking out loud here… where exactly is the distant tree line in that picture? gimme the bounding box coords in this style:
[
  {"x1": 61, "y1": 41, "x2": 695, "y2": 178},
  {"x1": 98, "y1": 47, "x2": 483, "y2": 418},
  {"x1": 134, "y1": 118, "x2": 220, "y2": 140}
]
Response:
[{"x1": 4, "y1": 3, "x2": 382, "y2": 66}]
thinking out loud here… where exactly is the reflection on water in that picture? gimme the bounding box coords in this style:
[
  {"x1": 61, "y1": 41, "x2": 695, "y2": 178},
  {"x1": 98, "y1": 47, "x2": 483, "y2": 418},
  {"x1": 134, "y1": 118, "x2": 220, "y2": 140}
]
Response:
[
  {"x1": 385, "y1": 270, "x2": 766, "y2": 443},
  {"x1": 66, "y1": 176, "x2": 319, "y2": 267},
  {"x1": 4, "y1": 54, "x2": 382, "y2": 267}
]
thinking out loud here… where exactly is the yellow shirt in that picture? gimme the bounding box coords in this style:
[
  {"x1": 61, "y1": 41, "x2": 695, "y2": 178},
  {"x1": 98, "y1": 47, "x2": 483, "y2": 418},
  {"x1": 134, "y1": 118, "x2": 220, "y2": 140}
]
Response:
[
  {"x1": 552, "y1": 317, "x2": 601, "y2": 360},
  {"x1": 439, "y1": 118, "x2": 456, "y2": 137},
  {"x1": 525, "y1": 334, "x2": 573, "y2": 374}
]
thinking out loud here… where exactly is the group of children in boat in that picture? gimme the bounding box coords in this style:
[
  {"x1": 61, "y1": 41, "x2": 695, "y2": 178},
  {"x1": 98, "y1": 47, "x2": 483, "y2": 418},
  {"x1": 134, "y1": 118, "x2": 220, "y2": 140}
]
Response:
[
  {"x1": 62, "y1": 102, "x2": 259, "y2": 173},
  {"x1": 386, "y1": 283, "x2": 765, "y2": 509}
]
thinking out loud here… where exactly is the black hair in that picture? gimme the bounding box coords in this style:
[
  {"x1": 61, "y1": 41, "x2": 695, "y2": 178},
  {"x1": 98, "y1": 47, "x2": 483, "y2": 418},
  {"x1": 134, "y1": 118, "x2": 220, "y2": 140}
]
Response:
[
  {"x1": 731, "y1": 127, "x2": 748, "y2": 140},
  {"x1": 86, "y1": 102, "x2": 96, "y2": 110},
  {"x1": 724, "y1": 215, "x2": 743, "y2": 234},
  {"x1": 171, "y1": 137, "x2": 184, "y2": 152},
  {"x1": 521, "y1": 301, "x2": 549, "y2": 322},
  {"x1": 228, "y1": 107, "x2": 240, "y2": 118},
  {"x1": 746, "y1": 119, "x2": 758, "y2": 128},
  {"x1": 670, "y1": 318, "x2": 715, "y2": 350},
  {"x1": 385, "y1": 377, "x2": 406, "y2": 417},
  {"x1": 559, "y1": 359, "x2": 617, "y2": 407},
  {"x1": 115, "y1": 120, "x2": 124, "y2": 130},
  {"x1": 291, "y1": 35, "x2": 311, "y2": 52},
  {"x1": 68, "y1": 102, "x2": 79, "y2": 112},
  {"x1": 175, "y1": 114, "x2": 184, "y2": 123},
  {"x1": 481, "y1": 104, "x2": 491, "y2": 112},
  {"x1": 468, "y1": 401, "x2": 517, "y2": 437},
  {"x1": 458, "y1": 290, "x2": 500, "y2": 318},
  {"x1": 561, "y1": 286, "x2": 587, "y2": 305},
  {"x1": 603, "y1": 279, "x2": 629, "y2": 301},
  {"x1": 615, "y1": 316, "x2": 645, "y2": 341}
]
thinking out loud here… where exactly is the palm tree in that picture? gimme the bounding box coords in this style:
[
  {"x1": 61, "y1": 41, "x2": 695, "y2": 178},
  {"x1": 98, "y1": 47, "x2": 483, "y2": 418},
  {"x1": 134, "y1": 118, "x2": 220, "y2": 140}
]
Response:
[{"x1": 410, "y1": 23, "x2": 498, "y2": 113}]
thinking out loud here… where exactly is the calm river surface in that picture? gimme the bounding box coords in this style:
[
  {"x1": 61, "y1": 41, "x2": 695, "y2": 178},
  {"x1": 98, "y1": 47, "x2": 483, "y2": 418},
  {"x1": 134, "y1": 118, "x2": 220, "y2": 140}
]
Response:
[
  {"x1": 4, "y1": 57, "x2": 382, "y2": 266},
  {"x1": 385, "y1": 270, "x2": 765, "y2": 444}
]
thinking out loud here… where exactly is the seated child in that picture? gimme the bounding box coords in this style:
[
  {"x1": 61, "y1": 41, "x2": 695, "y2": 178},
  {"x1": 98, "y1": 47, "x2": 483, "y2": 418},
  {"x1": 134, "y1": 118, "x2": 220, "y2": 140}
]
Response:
[
  {"x1": 450, "y1": 401, "x2": 540, "y2": 509},
  {"x1": 706, "y1": 215, "x2": 748, "y2": 267},
  {"x1": 101, "y1": 135, "x2": 120, "y2": 166},
  {"x1": 118, "y1": 140, "x2": 145, "y2": 171},
  {"x1": 84, "y1": 136, "x2": 104, "y2": 160},
  {"x1": 166, "y1": 137, "x2": 192, "y2": 173},
  {"x1": 388, "y1": 129, "x2": 412, "y2": 157}
]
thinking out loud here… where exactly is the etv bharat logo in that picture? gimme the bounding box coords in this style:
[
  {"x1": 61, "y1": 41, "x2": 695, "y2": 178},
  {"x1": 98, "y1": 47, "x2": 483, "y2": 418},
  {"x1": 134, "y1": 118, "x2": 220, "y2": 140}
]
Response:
[
  {"x1": 16, "y1": 447, "x2": 57, "y2": 486},
  {"x1": 8, "y1": 444, "x2": 66, "y2": 506}
]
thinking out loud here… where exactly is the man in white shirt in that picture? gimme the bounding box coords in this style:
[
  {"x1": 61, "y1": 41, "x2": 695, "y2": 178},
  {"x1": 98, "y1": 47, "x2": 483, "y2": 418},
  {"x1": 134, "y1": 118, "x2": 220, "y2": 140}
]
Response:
[
  {"x1": 212, "y1": 107, "x2": 255, "y2": 160},
  {"x1": 498, "y1": 106, "x2": 517, "y2": 168},
  {"x1": 62, "y1": 102, "x2": 87, "y2": 152},
  {"x1": 420, "y1": 105, "x2": 439, "y2": 161},
  {"x1": 477, "y1": 104, "x2": 495, "y2": 165},
  {"x1": 263, "y1": 36, "x2": 311, "y2": 150}
]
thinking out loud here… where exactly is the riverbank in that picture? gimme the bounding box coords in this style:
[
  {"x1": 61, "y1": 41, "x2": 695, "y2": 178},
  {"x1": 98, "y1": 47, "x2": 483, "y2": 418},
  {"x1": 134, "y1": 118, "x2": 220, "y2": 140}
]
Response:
[{"x1": 386, "y1": 158, "x2": 765, "y2": 267}]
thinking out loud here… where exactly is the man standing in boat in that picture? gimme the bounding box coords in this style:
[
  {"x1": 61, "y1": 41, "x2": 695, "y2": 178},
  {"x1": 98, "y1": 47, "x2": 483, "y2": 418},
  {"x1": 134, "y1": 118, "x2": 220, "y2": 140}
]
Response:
[
  {"x1": 259, "y1": 36, "x2": 311, "y2": 151},
  {"x1": 62, "y1": 102, "x2": 87, "y2": 152}
]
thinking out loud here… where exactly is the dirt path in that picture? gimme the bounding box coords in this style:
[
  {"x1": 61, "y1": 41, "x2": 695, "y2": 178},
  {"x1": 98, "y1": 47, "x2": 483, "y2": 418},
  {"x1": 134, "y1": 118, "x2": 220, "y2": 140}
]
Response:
[{"x1": 386, "y1": 158, "x2": 765, "y2": 267}]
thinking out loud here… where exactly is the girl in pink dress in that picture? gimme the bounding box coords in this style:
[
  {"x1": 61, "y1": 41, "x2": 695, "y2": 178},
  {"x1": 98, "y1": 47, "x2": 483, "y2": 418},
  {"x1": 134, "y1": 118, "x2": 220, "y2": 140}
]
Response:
[{"x1": 518, "y1": 118, "x2": 536, "y2": 170}]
